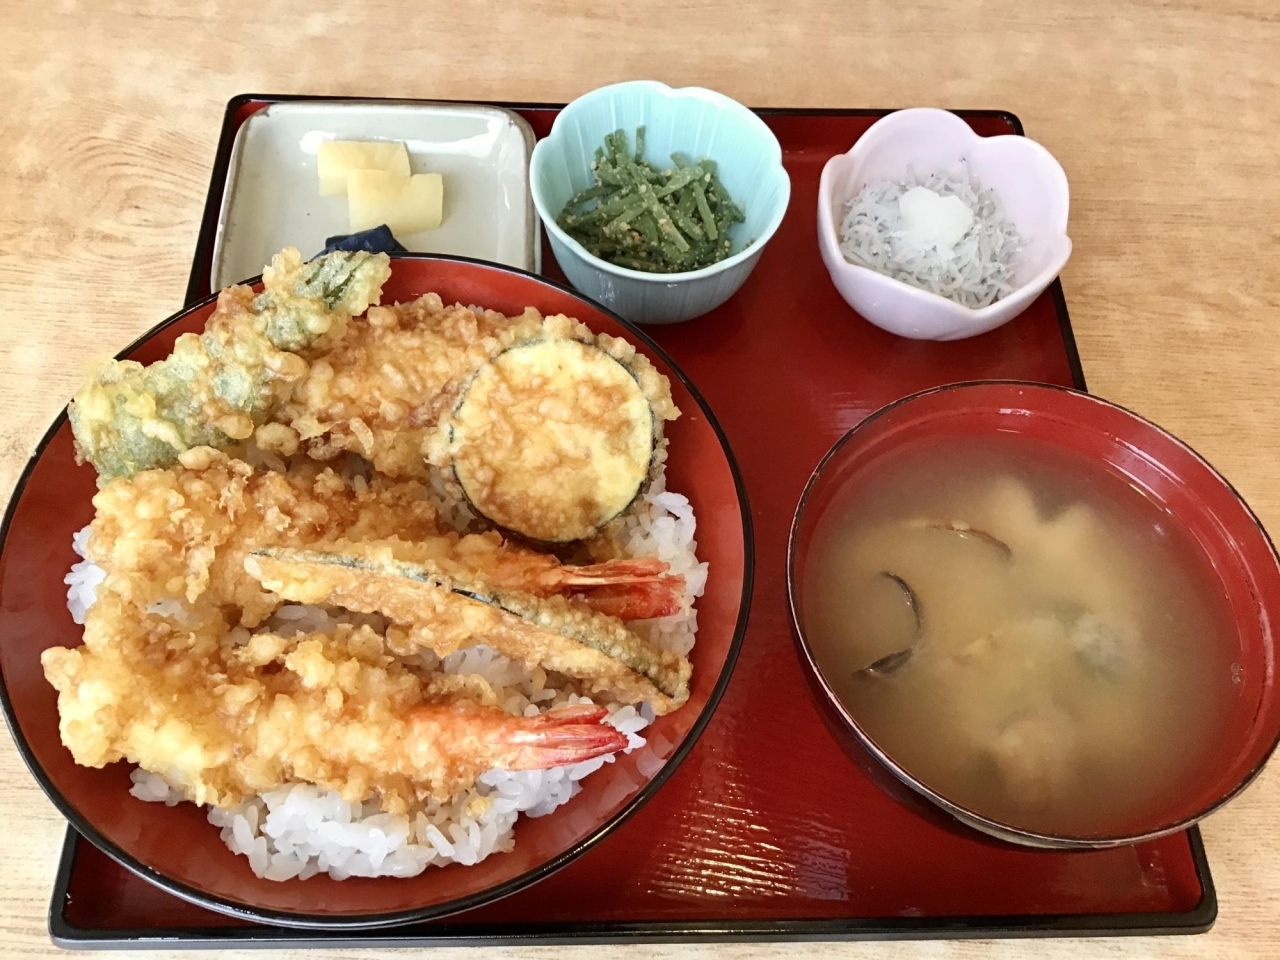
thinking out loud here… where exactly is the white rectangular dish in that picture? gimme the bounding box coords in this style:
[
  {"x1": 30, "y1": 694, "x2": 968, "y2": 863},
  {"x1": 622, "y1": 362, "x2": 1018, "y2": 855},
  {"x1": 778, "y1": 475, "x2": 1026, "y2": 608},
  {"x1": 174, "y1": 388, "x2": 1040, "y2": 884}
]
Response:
[{"x1": 211, "y1": 100, "x2": 539, "y2": 288}]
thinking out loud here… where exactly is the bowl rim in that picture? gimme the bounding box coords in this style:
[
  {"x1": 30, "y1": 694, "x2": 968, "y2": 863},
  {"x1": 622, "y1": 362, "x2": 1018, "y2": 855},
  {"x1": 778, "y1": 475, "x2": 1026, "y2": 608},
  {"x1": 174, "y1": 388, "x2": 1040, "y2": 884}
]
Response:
[
  {"x1": 529, "y1": 79, "x2": 792, "y2": 283},
  {"x1": 816, "y1": 107, "x2": 1072, "y2": 322},
  {"x1": 785, "y1": 378, "x2": 1280, "y2": 849},
  {"x1": 0, "y1": 252, "x2": 756, "y2": 929}
]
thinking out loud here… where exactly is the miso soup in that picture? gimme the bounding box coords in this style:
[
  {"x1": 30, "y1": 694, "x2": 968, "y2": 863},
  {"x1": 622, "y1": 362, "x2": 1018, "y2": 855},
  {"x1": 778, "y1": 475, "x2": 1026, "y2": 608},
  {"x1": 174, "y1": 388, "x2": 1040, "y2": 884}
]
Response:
[{"x1": 801, "y1": 434, "x2": 1236, "y2": 837}]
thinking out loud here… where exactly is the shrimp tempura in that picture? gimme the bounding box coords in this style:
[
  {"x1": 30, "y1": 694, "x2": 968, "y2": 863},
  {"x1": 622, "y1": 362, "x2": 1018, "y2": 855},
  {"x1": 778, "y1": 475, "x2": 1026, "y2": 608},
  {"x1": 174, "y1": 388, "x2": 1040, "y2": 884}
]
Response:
[{"x1": 41, "y1": 603, "x2": 626, "y2": 813}]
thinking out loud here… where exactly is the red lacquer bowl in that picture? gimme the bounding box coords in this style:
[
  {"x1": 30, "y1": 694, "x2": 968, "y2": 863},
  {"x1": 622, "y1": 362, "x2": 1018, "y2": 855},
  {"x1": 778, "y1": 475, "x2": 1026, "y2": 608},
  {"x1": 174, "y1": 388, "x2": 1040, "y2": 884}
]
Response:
[
  {"x1": 0, "y1": 256, "x2": 752, "y2": 928},
  {"x1": 788, "y1": 380, "x2": 1280, "y2": 849}
]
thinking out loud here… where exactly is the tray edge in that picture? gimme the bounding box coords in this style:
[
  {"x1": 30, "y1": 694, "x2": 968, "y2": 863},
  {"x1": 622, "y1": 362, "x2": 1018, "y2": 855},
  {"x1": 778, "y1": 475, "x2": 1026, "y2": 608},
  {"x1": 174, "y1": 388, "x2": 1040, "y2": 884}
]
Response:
[{"x1": 48, "y1": 823, "x2": 1217, "y2": 950}]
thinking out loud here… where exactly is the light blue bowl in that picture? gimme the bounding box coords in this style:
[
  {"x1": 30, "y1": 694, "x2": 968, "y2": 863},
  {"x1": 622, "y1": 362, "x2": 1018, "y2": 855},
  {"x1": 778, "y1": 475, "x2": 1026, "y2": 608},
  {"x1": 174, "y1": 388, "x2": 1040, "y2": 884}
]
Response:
[{"x1": 530, "y1": 80, "x2": 791, "y2": 324}]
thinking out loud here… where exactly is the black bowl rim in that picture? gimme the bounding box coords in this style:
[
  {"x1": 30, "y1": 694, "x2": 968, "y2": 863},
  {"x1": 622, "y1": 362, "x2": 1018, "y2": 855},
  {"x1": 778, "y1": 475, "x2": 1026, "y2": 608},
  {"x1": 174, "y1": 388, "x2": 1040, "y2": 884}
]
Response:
[
  {"x1": 0, "y1": 252, "x2": 755, "y2": 929},
  {"x1": 785, "y1": 377, "x2": 1280, "y2": 850}
]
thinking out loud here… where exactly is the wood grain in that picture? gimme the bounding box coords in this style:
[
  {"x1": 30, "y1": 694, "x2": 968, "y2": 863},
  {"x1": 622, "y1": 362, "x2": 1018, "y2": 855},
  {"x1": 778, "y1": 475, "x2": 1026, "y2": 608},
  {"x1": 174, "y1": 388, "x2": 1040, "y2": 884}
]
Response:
[{"x1": 1, "y1": 0, "x2": 1278, "y2": 956}]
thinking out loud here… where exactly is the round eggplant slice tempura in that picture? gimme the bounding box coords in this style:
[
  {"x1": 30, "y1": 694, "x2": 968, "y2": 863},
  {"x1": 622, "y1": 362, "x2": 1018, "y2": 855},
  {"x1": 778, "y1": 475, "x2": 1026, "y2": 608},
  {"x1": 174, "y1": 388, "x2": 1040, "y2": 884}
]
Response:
[{"x1": 430, "y1": 315, "x2": 679, "y2": 543}]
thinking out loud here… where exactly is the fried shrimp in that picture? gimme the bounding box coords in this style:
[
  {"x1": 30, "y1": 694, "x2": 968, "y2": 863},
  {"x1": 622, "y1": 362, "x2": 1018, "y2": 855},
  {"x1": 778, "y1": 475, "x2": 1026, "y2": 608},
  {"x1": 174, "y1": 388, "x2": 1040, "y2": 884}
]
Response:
[
  {"x1": 86, "y1": 448, "x2": 682, "y2": 627},
  {"x1": 244, "y1": 545, "x2": 692, "y2": 713},
  {"x1": 41, "y1": 605, "x2": 626, "y2": 813},
  {"x1": 85, "y1": 447, "x2": 442, "y2": 626},
  {"x1": 69, "y1": 248, "x2": 391, "y2": 480}
]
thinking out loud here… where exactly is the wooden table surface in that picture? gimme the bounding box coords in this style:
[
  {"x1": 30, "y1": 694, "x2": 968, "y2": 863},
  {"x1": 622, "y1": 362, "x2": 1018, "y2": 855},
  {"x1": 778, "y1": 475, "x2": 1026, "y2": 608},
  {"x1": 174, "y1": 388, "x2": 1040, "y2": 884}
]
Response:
[{"x1": 2, "y1": 1, "x2": 1278, "y2": 956}]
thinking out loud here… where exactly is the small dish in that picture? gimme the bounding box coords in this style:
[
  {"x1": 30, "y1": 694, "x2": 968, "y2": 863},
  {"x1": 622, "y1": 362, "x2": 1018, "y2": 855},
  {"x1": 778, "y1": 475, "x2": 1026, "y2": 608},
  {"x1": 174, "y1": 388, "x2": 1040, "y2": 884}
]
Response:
[
  {"x1": 788, "y1": 381, "x2": 1280, "y2": 849},
  {"x1": 817, "y1": 108, "x2": 1071, "y2": 341},
  {"x1": 530, "y1": 80, "x2": 791, "y2": 324},
  {"x1": 211, "y1": 101, "x2": 539, "y2": 288}
]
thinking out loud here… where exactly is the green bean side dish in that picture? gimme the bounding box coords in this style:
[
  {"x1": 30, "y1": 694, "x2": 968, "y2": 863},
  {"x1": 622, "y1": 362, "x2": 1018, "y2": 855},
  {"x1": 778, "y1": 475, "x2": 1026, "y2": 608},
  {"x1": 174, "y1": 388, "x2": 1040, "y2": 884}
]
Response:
[{"x1": 556, "y1": 127, "x2": 749, "y2": 273}]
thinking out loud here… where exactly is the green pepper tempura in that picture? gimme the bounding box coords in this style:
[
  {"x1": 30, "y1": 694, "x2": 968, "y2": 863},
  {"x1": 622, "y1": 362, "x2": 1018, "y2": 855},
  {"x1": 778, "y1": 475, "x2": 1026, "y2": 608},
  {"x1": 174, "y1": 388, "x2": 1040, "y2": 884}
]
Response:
[{"x1": 556, "y1": 127, "x2": 748, "y2": 274}]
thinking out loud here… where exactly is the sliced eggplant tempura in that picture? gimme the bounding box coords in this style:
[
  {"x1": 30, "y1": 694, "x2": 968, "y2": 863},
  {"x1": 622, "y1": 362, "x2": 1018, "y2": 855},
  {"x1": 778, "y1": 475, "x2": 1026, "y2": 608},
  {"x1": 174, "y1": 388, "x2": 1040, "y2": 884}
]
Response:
[{"x1": 428, "y1": 314, "x2": 679, "y2": 543}]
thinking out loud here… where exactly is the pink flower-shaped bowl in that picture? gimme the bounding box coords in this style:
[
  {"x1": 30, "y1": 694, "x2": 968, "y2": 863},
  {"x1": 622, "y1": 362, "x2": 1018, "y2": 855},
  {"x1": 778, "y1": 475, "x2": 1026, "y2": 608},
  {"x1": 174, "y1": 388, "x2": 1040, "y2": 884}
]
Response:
[{"x1": 817, "y1": 108, "x2": 1072, "y2": 341}]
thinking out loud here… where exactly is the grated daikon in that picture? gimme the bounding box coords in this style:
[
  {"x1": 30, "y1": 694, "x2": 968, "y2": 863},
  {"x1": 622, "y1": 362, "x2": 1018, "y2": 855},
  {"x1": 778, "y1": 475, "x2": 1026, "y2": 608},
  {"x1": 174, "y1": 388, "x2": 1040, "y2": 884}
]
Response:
[{"x1": 897, "y1": 186, "x2": 973, "y2": 259}]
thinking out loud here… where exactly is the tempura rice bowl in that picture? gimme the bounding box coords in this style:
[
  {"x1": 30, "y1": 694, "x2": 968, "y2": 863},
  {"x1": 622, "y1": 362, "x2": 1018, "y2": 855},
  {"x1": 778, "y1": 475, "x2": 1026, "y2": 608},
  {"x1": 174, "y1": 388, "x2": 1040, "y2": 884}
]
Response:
[{"x1": 0, "y1": 256, "x2": 750, "y2": 927}]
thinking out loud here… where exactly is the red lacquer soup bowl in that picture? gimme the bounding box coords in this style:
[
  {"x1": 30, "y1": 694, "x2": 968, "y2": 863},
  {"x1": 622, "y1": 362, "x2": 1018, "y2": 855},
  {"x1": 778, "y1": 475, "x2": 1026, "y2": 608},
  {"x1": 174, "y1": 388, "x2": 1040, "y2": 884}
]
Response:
[
  {"x1": 788, "y1": 380, "x2": 1280, "y2": 849},
  {"x1": 0, "y1": 255, "x2": 752, "y2": 929}
]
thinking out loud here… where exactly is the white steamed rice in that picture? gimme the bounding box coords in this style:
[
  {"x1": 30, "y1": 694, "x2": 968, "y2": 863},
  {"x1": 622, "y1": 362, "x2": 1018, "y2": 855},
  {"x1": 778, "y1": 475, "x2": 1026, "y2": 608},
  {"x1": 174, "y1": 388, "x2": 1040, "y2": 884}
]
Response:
[
  {"x1": 67, "y1": 467, "x2": 704, "y2": 881},
  {"x1": 65, "y1": 526, "x2": 104, "y2": 625}
]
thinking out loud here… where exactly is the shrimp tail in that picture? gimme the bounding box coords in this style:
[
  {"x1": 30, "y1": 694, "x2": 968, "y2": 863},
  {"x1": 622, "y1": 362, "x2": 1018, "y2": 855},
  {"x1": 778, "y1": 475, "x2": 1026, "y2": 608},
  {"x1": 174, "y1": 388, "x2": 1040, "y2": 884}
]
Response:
[
  {"x1": 493, "y1": 704, "x2": 630, "y2": 769},
  {"x1": 412, "y1": 701, "x2": 629, "y2": 773},
  {"x1": 572, "y1": 581, "x2": 683, "y2": 619},
  {"x1": 551, "y1": 559, "x2": 685, "y2": 620},
  {"x1": 552, "y1": 558, "x2": 672, "y2": 586}
]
